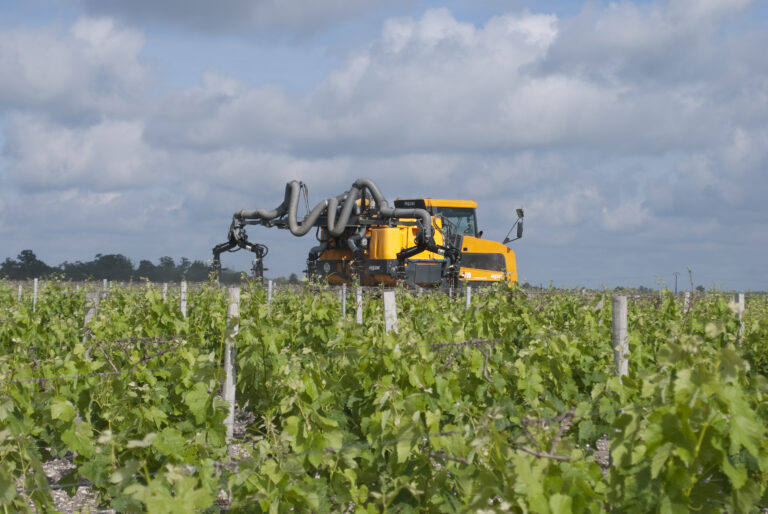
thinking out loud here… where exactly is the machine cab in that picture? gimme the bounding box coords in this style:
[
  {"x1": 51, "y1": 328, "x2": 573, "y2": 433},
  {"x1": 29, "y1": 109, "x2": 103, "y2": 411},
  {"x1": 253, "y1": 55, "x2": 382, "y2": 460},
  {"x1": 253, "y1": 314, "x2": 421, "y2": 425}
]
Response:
[
  {"x1": 394, "y1": 198, "x2": 518, "y2": 285},
  {"x1": 394, "y1": 199, "x2": 478, "y2": 237}
]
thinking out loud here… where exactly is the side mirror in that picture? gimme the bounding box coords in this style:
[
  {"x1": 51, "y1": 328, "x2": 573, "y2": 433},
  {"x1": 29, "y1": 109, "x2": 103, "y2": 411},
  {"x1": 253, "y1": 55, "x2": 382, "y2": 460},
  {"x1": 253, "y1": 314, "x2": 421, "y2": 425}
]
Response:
[{"x1": 503, "y1": 207, "x2": 524, "y2": 244}]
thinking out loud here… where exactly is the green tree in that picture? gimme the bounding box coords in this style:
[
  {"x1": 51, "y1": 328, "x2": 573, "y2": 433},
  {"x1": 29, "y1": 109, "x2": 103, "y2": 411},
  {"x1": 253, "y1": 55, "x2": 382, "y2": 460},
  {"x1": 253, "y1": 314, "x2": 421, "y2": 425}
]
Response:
[
  {"x1": 136, "y1": 260, "x2": 158, "y2": 281},
  {"x1": 1, "y1": 250, "x2": 238, "y2": 283},
  {"x1": 185, "y1": 261, "x2": 210, "y2": 282},
  {"x1": 0, "y1": 257, "x2": 20, "y2": 278},
  {"x1": 157, "y1": 256, "x2": 177, "y2": 281},
  {"x1": 92, "y1": 254, "x2": 134, "y2": 281},
  {"x1": 59, "y1": 260, "x2": 88, "y2": 280},
  {"x1": 0, "y1": 250, "x2": 52, "y2": 279},
  {"x1": 178, "y1": 257, "x2": 191, "y2": 277}
]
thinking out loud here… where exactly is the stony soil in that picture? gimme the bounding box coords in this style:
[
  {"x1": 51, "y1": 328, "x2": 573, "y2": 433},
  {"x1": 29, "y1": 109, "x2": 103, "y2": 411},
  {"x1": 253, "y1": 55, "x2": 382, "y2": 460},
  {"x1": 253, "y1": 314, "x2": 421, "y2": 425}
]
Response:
[{"x1": 22, "y1": 406, "x2": 257, "y2": 513}]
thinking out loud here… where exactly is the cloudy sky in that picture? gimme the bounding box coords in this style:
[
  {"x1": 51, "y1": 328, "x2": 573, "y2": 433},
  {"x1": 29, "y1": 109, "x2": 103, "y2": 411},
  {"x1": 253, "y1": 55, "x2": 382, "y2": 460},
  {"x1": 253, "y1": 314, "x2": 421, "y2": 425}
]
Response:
[{"x1": 1, "y1": 0, "x2": 766, "y2": 290}]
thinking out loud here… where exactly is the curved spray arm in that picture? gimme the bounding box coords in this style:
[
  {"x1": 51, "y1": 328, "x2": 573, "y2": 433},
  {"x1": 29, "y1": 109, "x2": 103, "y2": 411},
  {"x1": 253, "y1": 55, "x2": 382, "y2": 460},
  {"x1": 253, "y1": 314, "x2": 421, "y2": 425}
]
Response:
[{"x1": 212, "y1": 178, "x2": 443, "y2": 278}]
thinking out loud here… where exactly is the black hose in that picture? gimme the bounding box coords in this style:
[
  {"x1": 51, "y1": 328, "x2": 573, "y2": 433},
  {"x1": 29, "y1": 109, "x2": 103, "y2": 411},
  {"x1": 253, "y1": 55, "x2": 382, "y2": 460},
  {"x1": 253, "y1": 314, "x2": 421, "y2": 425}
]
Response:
[{"x1": 226, "y1": 177, "x2": 436, "y2": 246}]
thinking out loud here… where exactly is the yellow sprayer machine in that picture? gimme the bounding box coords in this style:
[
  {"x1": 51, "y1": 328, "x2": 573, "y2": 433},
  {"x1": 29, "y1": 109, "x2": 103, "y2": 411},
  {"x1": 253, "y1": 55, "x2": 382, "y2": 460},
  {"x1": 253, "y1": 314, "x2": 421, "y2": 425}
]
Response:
[{"x1": 212, "y1": 178, "x2": 523, "y2": 287}]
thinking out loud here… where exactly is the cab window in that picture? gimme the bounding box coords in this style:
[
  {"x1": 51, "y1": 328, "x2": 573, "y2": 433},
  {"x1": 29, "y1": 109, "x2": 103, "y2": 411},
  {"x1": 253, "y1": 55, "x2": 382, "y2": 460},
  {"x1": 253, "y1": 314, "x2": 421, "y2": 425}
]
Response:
[{"x1": 435, "y1": 207, "x2": 477, "y2": 237}]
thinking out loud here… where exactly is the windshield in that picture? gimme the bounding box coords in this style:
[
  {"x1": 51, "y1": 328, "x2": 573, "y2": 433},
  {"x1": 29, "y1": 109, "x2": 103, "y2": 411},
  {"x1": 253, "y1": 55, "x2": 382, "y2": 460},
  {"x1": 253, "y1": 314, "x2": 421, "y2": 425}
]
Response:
[{"x1": 435, "y1": 207, "x2": 477, "y2": 237}]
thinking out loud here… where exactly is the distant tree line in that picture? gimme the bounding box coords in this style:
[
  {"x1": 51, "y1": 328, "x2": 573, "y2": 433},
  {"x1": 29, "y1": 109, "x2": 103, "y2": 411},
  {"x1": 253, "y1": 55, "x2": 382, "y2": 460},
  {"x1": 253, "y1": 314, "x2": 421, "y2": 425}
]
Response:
[{"x1": 0, "y1": 250, "x2": 246, "y2": 283}]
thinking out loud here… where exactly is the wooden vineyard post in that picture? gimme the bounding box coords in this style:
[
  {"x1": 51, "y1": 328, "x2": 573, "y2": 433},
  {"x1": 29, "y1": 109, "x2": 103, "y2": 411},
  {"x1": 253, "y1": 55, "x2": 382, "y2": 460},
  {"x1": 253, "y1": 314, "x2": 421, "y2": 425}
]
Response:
[
  {"x1": 267, "y1": 280, "x2": 273, "y2": 316},
  {"x1": 224, "y1": 287, "x2": 240, "y2": 443},
  {"x1": 162, "y1": 283, "x2": 168, "y2": 302},
  {"x1": 83, "y1": 291, "x2": 100, "y2": 345},
  {"x1": 356, "y1": 287, "x2": 363, "y2": 325},
  {"x1": 465, "y1": 285, "x2": 472, "y2": 310},
  {"x1": 103, "y1": 279, "x2": 108, "y2": 292},
  {"x1": 612, "y1": 295, "x2": 628, "y2": 379},
  {"x1": 17, "y1": 284, "x2": 22, "y2": 303},
  {"x1": 341, "y1": 283, "x2": 347, "y2": 319},
  {"x1": 33, "y1": 278, "x2": 38, "y2": 313},
  {"x1": 180, "y1": 281, "x2": 187, "y2": 318},
  {"x1": 383, "y1": 290, "x2": 398, "y2": 334},
  {"x1": 733, "y1": 292, "x2": 745, "y2": 338},
  {"x1": 683, "y1": 292, "x2": 690, "y2": 314}
]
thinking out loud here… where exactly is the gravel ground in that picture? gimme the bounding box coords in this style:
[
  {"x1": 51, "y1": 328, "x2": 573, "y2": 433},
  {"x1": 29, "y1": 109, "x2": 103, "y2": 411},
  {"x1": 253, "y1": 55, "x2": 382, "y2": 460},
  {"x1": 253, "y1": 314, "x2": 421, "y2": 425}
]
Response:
[
  {"x1": 593, "y1": 435, "x2": 610, "y2": 469},
  {"x1": 29, "y1": 429, "x2": 767, "y2": 512},
  {"x1": 22, "y1": 456, "x2": 112, "y2": 514},
  {"x1": 22, "y1": 406, "x2": 257, "y2": 513},
  {"x1": 23, "y1": 415, "x2": 626, "y2": 512}
]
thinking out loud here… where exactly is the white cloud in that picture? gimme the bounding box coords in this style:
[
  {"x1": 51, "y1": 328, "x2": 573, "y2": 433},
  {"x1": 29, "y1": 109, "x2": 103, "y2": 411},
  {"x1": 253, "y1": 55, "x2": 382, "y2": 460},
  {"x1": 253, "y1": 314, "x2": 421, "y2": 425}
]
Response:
[
  {"x1": 0, "y1": 18, "x2": 147, "y2": 119},
  {"x1": 145, "y1": 9, "x2": 568, "y2": 154},
  {"x1": 541, "y1": 0, "x2": 760, "y2": 88},
  {"x1": 141, "y1": 3, "x2": 763, "y2": 161},
  {"x1": 601, "y1": 201, "x2": 650, "y2": 231},
  {"x1": 5, "y1": 115, "x2": 156, "y2": 192},
  {"x1": 71, "y1": 0, "x2": 403, "y2": 36},
  {"x1": 0, "y1": 187, "x2": 187, "y2": 240},
  {"x1": 669, "y1": 0, "x2": 753, "y2": 20},
  {"x1": 722, "y1": 128, "x2": 768, "y2": 173},
  {"x1": 526, "y1": 186, "x2": 602, "y2": 227},
  {"x1": 70, "y1": 17, "x2": 146, "y2": 86}
]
